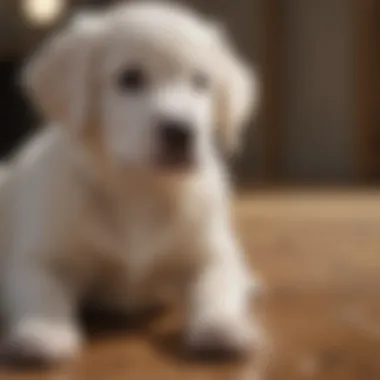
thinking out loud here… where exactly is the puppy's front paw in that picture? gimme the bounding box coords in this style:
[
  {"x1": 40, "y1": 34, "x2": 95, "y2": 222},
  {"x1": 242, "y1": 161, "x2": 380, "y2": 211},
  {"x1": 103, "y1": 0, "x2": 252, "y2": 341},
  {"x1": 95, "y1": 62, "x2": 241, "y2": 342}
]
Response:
[
  {"x1": 1, "y1": 319, "x2": 82, "y2": 366},
  {"x1": 186, "y1": 314, "x2": 260, "y2": 359}
]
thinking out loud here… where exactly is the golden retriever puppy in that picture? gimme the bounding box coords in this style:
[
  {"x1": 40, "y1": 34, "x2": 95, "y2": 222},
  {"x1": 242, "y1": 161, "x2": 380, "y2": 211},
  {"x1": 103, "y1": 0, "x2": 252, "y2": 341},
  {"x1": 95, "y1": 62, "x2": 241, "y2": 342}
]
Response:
[{"x1": 0, "y1": 1, "x2": 260, "y2": 364}]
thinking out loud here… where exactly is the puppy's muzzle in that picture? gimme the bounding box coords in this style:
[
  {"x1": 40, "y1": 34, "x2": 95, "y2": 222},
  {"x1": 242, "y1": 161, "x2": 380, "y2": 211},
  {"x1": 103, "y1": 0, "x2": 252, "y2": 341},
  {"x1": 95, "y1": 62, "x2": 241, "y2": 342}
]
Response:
[{"x1": 158, "y1": 120, "x2": 194, "y2": 169}]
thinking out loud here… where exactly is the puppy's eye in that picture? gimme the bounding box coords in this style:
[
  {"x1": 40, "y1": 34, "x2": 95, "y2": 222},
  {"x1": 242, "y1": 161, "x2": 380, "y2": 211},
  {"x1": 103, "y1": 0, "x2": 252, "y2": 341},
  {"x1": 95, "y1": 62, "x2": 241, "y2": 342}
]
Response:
[
  {"x1": 118, "y1": 67, "x2": 147, "y2": 92},
  {"x1": 191, "y1": 71, "x2": 210, "y2": 92}
]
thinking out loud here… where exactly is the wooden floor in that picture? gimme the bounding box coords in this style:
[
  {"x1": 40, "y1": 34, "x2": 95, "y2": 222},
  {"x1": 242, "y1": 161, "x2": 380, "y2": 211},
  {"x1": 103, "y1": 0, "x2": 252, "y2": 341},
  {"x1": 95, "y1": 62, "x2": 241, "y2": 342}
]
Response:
[{"x1": 1, "y1": 191, "x2": 380, "y2": 380}]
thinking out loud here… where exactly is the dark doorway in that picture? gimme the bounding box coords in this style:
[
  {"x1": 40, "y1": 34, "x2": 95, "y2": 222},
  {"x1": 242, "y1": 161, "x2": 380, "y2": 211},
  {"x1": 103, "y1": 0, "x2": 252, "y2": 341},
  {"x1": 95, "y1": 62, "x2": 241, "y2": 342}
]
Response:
[{"x1": 0, "y1": 59, "x2": 39, "y2": 159}]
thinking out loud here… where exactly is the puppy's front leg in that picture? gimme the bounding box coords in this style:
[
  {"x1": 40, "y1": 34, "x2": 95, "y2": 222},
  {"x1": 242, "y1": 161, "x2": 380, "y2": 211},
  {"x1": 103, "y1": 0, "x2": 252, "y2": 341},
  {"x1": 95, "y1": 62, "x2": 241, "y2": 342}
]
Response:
[
  {"x1": 186, "y1": 215, "x2": 260, "y2": 356},
  {"x1": 2, "y1": 263, "x2": 81, "y2": 365}
]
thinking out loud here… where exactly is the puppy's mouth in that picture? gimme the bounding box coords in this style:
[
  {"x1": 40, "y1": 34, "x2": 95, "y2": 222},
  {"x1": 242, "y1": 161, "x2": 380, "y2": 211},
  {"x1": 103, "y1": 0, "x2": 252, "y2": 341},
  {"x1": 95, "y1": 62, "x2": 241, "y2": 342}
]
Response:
[{"x1": 156, "y1": 152, "x2": 195, "y2": 172}]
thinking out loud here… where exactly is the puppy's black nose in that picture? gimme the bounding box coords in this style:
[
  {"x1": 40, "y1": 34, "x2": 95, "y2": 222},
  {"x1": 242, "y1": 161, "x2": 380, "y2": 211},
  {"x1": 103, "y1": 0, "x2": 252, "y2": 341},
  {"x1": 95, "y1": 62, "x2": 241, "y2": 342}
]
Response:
[
  {"x1": 158, "y1": 120, "x2": 194, "y2": 168},
  {"x1": 159, "y1": 120, "x2": 192, "y2": 152}
]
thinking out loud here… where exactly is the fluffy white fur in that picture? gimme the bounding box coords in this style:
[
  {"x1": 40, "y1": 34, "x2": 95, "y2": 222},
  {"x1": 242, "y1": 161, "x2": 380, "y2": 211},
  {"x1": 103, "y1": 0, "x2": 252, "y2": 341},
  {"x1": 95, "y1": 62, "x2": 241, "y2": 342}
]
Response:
[{"x1": 0, "y1": 1, "x2": 260, "y2": 364}]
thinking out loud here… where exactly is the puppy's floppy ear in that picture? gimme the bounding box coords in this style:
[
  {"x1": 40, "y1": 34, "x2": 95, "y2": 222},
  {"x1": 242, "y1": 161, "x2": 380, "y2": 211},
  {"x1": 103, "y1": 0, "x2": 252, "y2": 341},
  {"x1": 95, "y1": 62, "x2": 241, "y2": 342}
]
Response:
[
  {"x1": 22, "y1": 12, "x2": 106, "y2": 132},
  {"x1": 214, "y1": 32, "x2": 260, "y2": 154}
]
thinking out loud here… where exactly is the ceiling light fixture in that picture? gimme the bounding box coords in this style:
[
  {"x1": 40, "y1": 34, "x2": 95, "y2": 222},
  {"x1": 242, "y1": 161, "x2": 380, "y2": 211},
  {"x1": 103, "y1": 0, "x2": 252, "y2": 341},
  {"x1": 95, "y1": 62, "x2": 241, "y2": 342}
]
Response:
[{"x1": 21, "y1": 0, "x2": 66, "y2": 27}]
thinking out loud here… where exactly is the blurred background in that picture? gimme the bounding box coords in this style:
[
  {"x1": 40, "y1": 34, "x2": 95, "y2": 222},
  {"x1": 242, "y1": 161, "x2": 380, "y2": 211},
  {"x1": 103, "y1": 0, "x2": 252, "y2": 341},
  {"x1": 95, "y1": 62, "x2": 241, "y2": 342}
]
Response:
[
  {"x1": 1, "y1": 0, "x2": 379, "y2": 187},
  {"x1": 0, "y1": 2, "x2": 379, "y2": 380}
]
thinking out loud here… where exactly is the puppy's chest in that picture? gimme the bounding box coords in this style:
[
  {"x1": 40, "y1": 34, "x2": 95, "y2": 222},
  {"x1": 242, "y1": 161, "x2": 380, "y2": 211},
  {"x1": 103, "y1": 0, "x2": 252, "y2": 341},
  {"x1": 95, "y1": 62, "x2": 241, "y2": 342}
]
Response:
[
  {"x1": 86, "y1": 193, "x2": 201, "y2": 287},
  {"x1": 122, "y1": 203, "x2": 185, "y2": 279}
]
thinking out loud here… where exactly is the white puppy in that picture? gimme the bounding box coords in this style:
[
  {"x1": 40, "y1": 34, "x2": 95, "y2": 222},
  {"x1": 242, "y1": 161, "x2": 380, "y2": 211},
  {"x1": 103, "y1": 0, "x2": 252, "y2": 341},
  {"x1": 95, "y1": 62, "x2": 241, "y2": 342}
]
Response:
[{"x1": 0, "y1": 1, "x2": 260, "y2": 364}]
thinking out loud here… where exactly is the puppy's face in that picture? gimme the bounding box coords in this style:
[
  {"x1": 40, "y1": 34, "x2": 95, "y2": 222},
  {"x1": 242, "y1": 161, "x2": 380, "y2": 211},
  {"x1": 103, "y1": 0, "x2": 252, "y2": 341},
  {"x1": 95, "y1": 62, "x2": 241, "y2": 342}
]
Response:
[
  {"x1": 101, "y1": 14, "x2": 217, "y2": 172},
  {"x1": 24, "y1": 3, "x2": 257, "y2": 177}
]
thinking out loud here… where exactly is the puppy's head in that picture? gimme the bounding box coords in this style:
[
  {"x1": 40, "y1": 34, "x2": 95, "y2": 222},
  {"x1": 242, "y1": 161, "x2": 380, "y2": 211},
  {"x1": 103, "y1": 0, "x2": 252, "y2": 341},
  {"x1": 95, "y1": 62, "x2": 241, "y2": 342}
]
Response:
[{"x1": 23, "y1": 2, "x2": 258, "y2": 176}]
